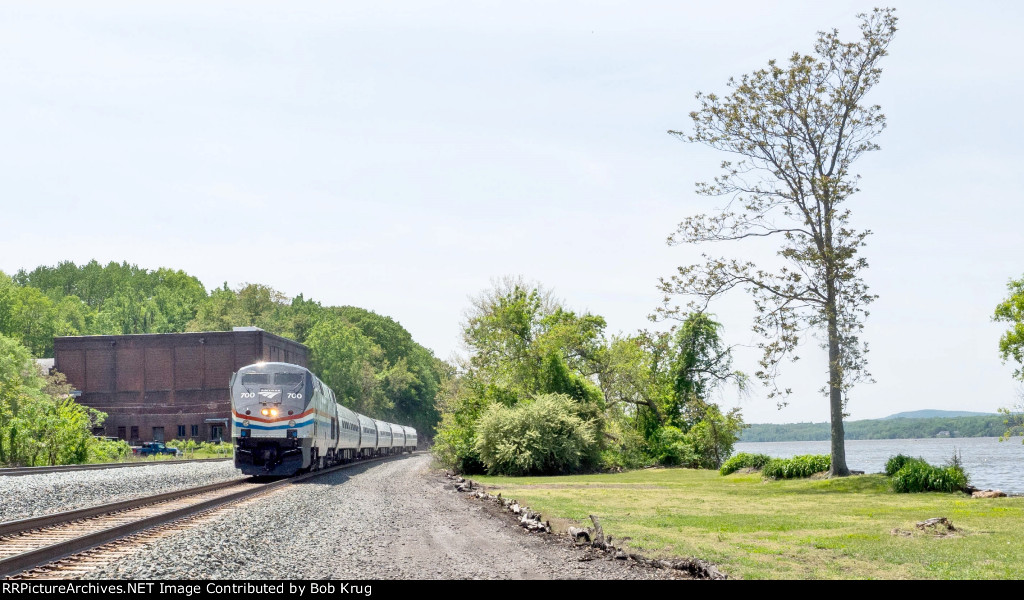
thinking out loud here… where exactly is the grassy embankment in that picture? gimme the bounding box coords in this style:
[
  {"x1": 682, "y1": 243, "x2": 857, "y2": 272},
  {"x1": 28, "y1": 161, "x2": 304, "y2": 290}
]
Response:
[{"x1": 472, "y1": 468, "x2": 1024, "y2": 579}]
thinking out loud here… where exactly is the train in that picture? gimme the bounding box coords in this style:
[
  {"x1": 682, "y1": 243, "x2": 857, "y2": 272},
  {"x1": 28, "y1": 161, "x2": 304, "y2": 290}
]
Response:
[{"x1": 229, "y1": 362, "x2": 417, "y2": 476}]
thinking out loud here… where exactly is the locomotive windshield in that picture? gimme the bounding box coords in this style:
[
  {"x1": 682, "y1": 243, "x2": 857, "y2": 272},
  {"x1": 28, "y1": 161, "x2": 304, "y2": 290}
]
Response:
[
  {"x1": 274, "y1": 373, "x2": 304, "y2": 386},
  {"x1": 240, "y1": 373, "x2": 269, "y2": 385}
]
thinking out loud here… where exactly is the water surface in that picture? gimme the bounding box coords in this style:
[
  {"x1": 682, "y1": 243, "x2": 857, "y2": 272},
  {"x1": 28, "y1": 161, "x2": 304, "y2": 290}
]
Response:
[{"x1": 734, "y1": 436, "x2": 1024, "y2": 494}]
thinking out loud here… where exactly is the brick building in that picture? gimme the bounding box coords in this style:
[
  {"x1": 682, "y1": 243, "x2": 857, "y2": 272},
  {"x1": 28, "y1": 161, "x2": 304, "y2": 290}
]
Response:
[{"x1": 53, "y1": 328, "x2": 307, "y2": 443}]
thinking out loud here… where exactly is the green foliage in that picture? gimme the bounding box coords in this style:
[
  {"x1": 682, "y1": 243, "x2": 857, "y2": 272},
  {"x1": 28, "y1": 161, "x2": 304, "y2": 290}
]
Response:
[
  {"x1": 333, "y1": 306, "x2": 444, "y2": 433},
  {"x1": 473, "y1": 394, "x2": 600, "y2": 476},
  {"x1": 164, "y1": 439, "x2": 232, "y2": 458},
  {"x1": 0, "y1": 333, "x2": 106, "y2": 466},
  {"x1": 683, "y1": 403, "x2": 746, "y2": 469},
  {"x1": 432, "y1": 377, "x2": 489, "y2": 474},
  {"x1": 4, "y1": 262, "x2": 446, "y2": 436},
  {"x1": 884, "y1": 453, "x2": 922, "y2": 477},
  {"x1": 307, "y1": 316, "x2": 388, "y2": 415},
  {"x1": 197, "y1": 441, "x2": 233, "y2": 457},
  {"x1": 762, "y1": 454, "x2": 831, "y2": 479},
  {"x1": 646, "y1": 403, "x2": 747, "y2": 469},
  {"x1": 434, "y1": 279, "x2": 608, "y2": 473},
  {"x1": 600, "y1": 417, "x2": 652, "y2": 470},
  {"x1": 436, "y1": 279, "x2": 747, "y2": 473},
  {"x1": 90, "y1": 438, "x2": 132, "y2": 462},
  {"x1": 890, "y1": 462, "x2": 968, "y2": 494},
  {"x1": 666, "y1": 314, "x2": 746, "y2": 425},
  {"x1": 720, "y1": 452, "x2": 772, "y2": 475},
  {"x1": 5, "y1": 261, "x2": 210, "y2": 349},
  {"x1": 742, "y1": 415, "x2": 1010, "y2": 442},
  {"x1": 885, "y1": 452, "x2": 969, "y2": 493},
  {"x1": 994, "y1": 274, "x2": 1024, "y2": 381},
  {"x1": 649, "y1": 426, "x2": 699, "y2": 467}
]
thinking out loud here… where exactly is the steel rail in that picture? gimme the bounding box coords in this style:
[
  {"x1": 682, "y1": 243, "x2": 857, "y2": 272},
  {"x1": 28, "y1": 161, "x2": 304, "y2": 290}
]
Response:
[
  {"x1": 0, "y1": 452, "x2": 417, "y2": 578},
  {"x1": 0, "y1": 458, "x2": 232, "y2": 477},
  {"x1": 0, "y1": 477, "x2": 251, "y2": 538}
]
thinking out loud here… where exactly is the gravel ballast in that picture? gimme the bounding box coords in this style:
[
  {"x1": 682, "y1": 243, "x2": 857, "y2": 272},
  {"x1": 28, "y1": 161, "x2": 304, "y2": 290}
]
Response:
[
  {"x1": 0, "y1": 460, "x2": 243, "y2": 522},
  {"x1": 85, "y1": 453, "x2": 683, "y2": 580}
]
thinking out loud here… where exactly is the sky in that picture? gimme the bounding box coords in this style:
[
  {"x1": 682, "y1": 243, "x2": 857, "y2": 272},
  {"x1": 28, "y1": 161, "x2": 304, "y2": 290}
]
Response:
[{"x1": 1, "y1": 1, "x2": 1021, "y2": 424}]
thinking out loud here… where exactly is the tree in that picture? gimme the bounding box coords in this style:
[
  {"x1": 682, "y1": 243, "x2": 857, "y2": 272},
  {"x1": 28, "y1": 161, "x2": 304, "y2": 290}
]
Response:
[
  {"x1": 461, "y1": 277, "x2": 606, "y2": 397},
  {"x1": 994, "y1": 275, "x2": 1024, "y2": 381},
  {"x1": 8, "y1": 286, "x2": 58, "y2": 357},
  {"x1": 305, "y1": 316, "x2": 390, "y2": 416},
  {"x1": 434, "y1": 278, "x2": 607, "y2": 473},
  {"x1": 187, "y1": 284, "x2": 239, "y2": 332},
  {"x1": 665, "y1": 313, "x2": 746, "y2": 430},
  {"x1": 660, "y1": 9, "x2": 897, "y2": 476},
  {"x1": 0, "y1": 333, "x2": 104, "y2": 466}
]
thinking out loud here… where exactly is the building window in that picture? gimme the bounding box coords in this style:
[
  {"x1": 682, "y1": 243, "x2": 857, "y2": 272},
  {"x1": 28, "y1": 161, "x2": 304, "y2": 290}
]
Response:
[
  {"x1": 117, "y1": 426, "x2": 126, "y2": 440},
  {"x1": 130, "y1": 426, "x2": 139, "y2": 440},
  {"x1": 178, "y1": 425, "x2": 186, "y2": 437},
  {"x1": 191, "y1": 425, "x2": 199, "y2": 437}
]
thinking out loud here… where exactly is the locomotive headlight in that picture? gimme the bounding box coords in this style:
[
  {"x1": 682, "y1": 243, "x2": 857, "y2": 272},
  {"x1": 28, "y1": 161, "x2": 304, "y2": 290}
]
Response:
[
  {"x1": 288, "y1": 420, "x2": 296, "y2": 427},
  {"x1": 261, "y1": 408, "x2": 270, "y2": 416},
  {"x1": 270, "y1": 408, "x2": 279, "y2": 417}
]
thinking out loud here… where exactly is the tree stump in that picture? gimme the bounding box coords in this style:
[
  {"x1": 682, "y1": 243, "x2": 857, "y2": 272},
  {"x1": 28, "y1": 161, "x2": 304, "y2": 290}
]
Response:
[{"x1": 916, "y1": 517, "x2": 955, "y2": 532}]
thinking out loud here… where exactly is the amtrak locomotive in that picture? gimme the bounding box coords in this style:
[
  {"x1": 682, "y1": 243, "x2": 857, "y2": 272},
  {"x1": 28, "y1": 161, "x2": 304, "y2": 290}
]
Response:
[{"x1": 230, "y1": 362, "x2": 417, "y2": 476}]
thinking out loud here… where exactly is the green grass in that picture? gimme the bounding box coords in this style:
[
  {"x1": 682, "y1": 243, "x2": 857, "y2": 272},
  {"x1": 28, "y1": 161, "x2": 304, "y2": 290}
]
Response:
[{"x1": 471, "y1": 467, "x2": 1024, "y2": 579}]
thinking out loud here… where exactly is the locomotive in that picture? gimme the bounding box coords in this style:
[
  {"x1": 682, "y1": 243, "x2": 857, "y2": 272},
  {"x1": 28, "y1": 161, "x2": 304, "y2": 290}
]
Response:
[{"x1": 230, "y1": 362, "x2": 417, "y2": 476}]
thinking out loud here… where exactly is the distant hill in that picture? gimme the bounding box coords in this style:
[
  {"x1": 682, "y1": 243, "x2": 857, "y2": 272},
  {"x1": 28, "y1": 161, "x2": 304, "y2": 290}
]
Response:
[
  {"x1": 740, "y1": 413, "x2": 1013, "y2": 442},
  {"x1": 883, "y1": 410, "x2": 996, "y2": 420}
]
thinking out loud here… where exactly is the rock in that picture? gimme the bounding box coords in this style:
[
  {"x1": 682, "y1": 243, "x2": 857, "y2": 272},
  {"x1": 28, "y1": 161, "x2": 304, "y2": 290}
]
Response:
[{"x1": 972, "y1": 490, "x2": 1007, "y2": 498}]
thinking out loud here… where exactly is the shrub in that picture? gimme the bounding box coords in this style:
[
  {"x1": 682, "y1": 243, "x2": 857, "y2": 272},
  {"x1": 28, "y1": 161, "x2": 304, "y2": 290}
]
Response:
[
  {"x1": 889, "y1": 454, "x2": 968, "y2": 493},
  {"x1": 720, "y1": 452, "x2": 772, "y2": 475},
  {"x1": 884, "y1": 453, "x2": 927, "y2": 476},
  {"x1": 88, "y1": 439, "x2": 132, "y2": 463},
  {"x1": 649, "y1": 426, "x2": 699, "y2": 467},
  {"x1": 196, "y1": 441, "x2": 233, "y2": 457},
  {"x1": 762, "y1": 454, "x2": 831, "y2": 479},
  {"x1": 601, "y1": 419, "x2": 652, "y2": 471},
  {"x1": 474, "y1": 393, "x2": 600, "y2": 476}
]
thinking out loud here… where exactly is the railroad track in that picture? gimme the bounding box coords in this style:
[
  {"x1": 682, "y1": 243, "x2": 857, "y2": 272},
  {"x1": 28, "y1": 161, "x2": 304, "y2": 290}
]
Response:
[
  {"x1": 0, "y1": 452, "x2": 415, "y2": 578},
  {"x1": 0, "y1": 458, "x2": 232, "y2": 477}
]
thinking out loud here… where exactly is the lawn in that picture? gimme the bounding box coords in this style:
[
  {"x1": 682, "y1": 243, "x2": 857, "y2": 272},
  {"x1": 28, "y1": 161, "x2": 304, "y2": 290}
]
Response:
[{"x1": 471, "y1": 468, "x2": 1024, "y2": 579}]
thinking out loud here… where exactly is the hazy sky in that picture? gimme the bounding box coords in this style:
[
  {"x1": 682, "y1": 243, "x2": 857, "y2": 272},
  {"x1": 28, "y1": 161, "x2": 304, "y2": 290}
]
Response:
[{"x1": 2, "y1": 1, "x2": 1021, "y2": 424}]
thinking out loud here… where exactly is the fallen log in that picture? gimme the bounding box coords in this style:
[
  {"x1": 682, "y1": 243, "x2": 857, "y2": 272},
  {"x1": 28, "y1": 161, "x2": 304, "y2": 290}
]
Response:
[
  {"x1": 568, "y1": 527, "x2": 591, "y2": 543},
  {"x1": 671, "y1": 558, "x2": 728, "y2": 580}
]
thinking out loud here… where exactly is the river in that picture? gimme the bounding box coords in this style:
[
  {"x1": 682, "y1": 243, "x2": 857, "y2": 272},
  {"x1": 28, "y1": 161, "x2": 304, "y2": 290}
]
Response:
[{"x1": 734, "y1": 436, "x2": 1024, "y2": 495}]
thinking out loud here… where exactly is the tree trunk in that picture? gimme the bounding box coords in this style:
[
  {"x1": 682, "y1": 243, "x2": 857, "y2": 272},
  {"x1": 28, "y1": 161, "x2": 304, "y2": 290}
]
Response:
[{"x1": 826, "y1": 286, "x2": 850, "y2": 477}]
